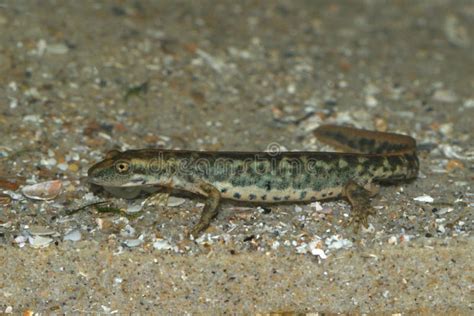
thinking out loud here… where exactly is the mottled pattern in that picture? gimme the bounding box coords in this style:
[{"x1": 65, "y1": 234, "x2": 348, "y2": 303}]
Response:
[{"x1": 88, "y1": 125, "x2": 419, "y2": 203}]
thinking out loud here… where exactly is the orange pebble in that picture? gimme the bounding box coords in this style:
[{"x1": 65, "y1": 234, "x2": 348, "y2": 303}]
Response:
[
  {"x1": 446, "y1": 159, "x2": 464, "y2": 172},
  {"x1": 374, "y1": 117, "x2": 388, "y2": 132}
]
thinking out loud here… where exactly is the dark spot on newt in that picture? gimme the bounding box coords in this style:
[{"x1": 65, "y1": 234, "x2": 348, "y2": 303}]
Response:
[
  {"x1": 265, "y1": 181, "x2": 272, "y2": 191},
  {"x1": 300, "y1": 191, "x2": 307, "y2": 200},
  {"x1": 261, "y1": 195, "x2": 267, "y2": 200},
  {"x1": 249, "y1": 194, "x2": 256, "y2": 200},
  {"x1": 284, "y1": 195, "x2": 290, "y2": 201},
  {"x1": 233, "y1": 192, "x2": 241, "y2": 199},
  {"x1": 273, "y1": 196, "x2": 281, "y2": 201},
  {"x1": 221, "y1": 188, "x2": 227, "y2": 193}
]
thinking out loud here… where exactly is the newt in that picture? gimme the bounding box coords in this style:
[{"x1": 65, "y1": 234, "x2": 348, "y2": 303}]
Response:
[{"x1": 87, "y1": 125, "x2": 419, "y2": 237}]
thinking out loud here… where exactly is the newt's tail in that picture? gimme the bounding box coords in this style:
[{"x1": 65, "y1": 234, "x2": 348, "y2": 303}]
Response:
[
  {"x1": 313, "y1": 125, "x2": 417, "y2": 155},
  {"x1": 314, "y1": 125, "x2": 419, "y2": 181}
]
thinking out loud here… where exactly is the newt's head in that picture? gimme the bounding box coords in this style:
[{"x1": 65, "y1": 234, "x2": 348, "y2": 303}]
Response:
[{"x1": 88, "y1": 150, "x2": 139, "y2": 187}]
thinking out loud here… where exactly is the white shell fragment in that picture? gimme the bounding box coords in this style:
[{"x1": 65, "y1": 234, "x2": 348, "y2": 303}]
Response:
[
  {"x1": 295, "y1": 238, "x2": 327, "y2": 259},
  {"x1": 28, "y1": 235, "x2": 53, "y2": 248},
  {"x1": 325, "y1": 235, "x2": 353, "y2": 250},
  {"x1": 413, "y1": 195, "x2": 434, "y2": 203},
  {"x1": 126, "y1": 201, "x2": 144, "y2": 213},
  {"x1": 123, "y1": 238, "x2": 143, "y2": 248},
  {"x1": 309, "y1": 247, "x2": 327, "y2": 259},
  {"x1": 120, "y1": 224, "x2": 136, "y2": 237},
  {"x1": 310, "y1": 201, "x2": 324, "y2": 212},
  {"x1": 63, "y1": 229, "x2": 81, "y2": 241},
  {"x1": 14, "y1": 235, "x2": 27, "y2": 248},
  {"x1": 153, "y1": 239, "x2": 173, "y2": 250},
  {"x1": 27, "y1": 225, "x2": 57, "y2": 236},
  {"x1": 46, "y1": 43, "x2": 69, "y2": 54},
  {"x1": 444, "y1": 14, "x2": 471, "y2": 48},
  {"x1": 308, "y1": 240, "x2": 327, "y2": 259},
  {"x1": 432, "y1": 89, "x2": 458, "y2": 103},
  {"x1": 388, "y1": 236, "x2": 398, "y2": 245},
  {"x1": 167, "y1": 197, "x2": 186, "y2": 207},
  {"x1": 22, "y1": 180, "x2": 62, "y2": 201}
]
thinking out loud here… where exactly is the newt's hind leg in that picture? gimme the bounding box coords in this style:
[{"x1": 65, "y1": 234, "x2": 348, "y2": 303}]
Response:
[
  {"x1": 189, "y1": 182, "x2": 221, "y2": 238},
  {"x1": 343, "y1": 180, "x2": 376, "y2": 231}
]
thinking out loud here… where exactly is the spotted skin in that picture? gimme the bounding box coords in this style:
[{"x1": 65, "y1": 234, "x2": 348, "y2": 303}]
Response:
[{"x1": 88, "y1": 125, "x2": 419, "y2": 237}]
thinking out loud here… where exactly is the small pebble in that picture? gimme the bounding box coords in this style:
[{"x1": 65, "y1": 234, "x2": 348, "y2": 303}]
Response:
[
  {"x1": 120, "y1": 224, "x2": 136, "y2": 237},
  {"x1": 463, "y1": 99, "x2": 474, "y2": 109},
  {"x1": 46, "y1": 43, "x2": 69, "y2": 54},
  {"x1": 388, "y1": 236, "x2": 398, "y2": 245},
  {"x1": 68, "y1": 163, "x2": 80, "y2": 172},
  {"x1": 0, "y1": 193, "x2": 12, "y2": 205},
  {"x1": 325, "y1": 235, "x2": 353, "y2": 250},
  {"x1": 0, "y1": 177, "x2": 22, "y2": 190},
  {"x1": 446, "y1": 159, "x2": 464, "y2": 172},
  {"x1": 271, "y1": 241, "x2": 280, "y2": 250},
  {"x1": 433, "y1": 89, "x2": 458, "y2": 103},
  {"x1": 374, "y1": 117, "x2": 388, "y2": 132},
  {"x1": 96, "y1": 218, "x2": 114, "y2": 231},
  {"x1": 365, "y1": 95, "x2": 378, "y2": 107}
]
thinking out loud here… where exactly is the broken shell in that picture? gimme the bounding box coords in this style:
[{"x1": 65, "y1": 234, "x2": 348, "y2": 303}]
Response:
[
  {"x1": 153, "y1": 239, "x2": 173, "y2": 250},
  {"x1": 14, "y1": 235, "x2": 27, "y2": 247},
  {"x1": 126, "y1": 201, "x2": 144, "y2": 213},
  {"x1": 120, "y1": 224, "x2": 136, "y2": 237},
  {"x1": 309, "y1": 245, "x2": 327, "y2": 259},
  {"x1": 325, "y1": 235, "x2": 353, "y2": 250},
  {"x1": 123, "y1": 238, "x2": 143, "y2": 248},
  {"x1": 413, "y1": 195, "x2": 434, "y2": 203},
  {"x1": 310, "y1": 201, "x2": 324, "y2": 212},
  {"x1": 167, "y1": 197, "x2": 186, "y2": 207},
  {"x1": 63, "y1": 229, "x2": 81, "y2": 241},
  {"x1": 27, "y1": 225, "x2": 57, "y2": 236},
  {"x1": 22, "y1": 180, "x2": 62, "y2": 200},
  {"x1": 444, "y1": 14, "x2": 470, "y2": 48},
  {"x1": 28, "y1": 235, "x2": 53, "y2": 248}
]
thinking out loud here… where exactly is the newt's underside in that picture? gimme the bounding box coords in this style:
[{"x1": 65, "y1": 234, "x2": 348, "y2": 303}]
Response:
[{"x1": 88, "y1": 125, "x2": 419, "y2": 237}]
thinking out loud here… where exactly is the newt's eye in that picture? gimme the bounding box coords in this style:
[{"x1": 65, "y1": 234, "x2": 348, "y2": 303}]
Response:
[{"x1": 115, "y1": 161, "x2": 130, "y2": 173}]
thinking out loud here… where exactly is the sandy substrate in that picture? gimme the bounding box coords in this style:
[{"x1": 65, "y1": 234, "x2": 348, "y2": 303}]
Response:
[{"x1": 0, "y1": 0, "x2": 472, "y2": 314}]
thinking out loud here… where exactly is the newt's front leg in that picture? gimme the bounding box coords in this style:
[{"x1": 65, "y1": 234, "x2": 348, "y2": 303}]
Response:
[
  {"x1": 343, "y1": 180, "x2": 376, "y2": 231},
  {"x1": 189, "y1": 182, "x2": 221, "y2": 238}
]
